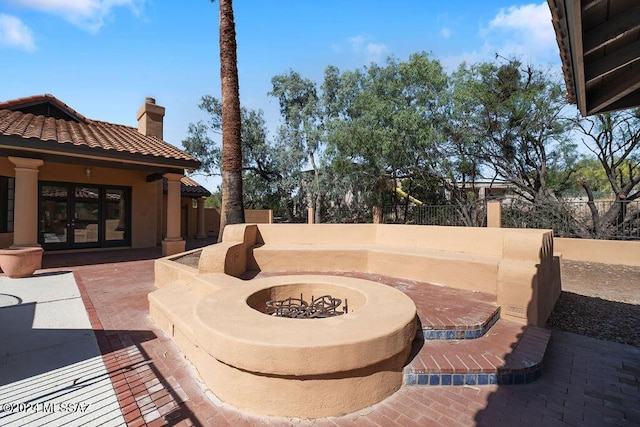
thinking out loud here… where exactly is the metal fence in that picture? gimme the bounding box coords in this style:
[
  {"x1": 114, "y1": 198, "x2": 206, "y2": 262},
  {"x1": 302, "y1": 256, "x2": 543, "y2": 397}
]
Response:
[
  {"x1": 382, "y1": 202, "x2": 487, "y2": 227},
  {"x1": 383, "y1": 199, "x2": 639, "y2": 240},
  {"x1": 502, "y1": 199, "x2": 640, "y2": 240},
  {"x1": 277, "y1": 198, "x2": 640, "y2": 240}
]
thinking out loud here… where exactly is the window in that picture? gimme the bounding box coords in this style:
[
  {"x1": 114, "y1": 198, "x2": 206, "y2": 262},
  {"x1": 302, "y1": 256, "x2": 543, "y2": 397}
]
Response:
[{"x1": 0, "y1": 176, "x2": 15, "y2": 233}]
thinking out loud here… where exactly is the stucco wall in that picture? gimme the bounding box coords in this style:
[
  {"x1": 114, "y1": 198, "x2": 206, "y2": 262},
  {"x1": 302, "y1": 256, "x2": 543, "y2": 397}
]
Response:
[
  {"x1": 38, "y1": 163, "x2": 159, "y2": 248},
  {"x1": 0, "y1": 158, "x2": 160, "y2": 248},
  {"x1": 555, "y1": 237, "x2": 640, "y2": 266},
  {"x1": 200, "y1": 208, "x2": 272, "y2": 238},
  {"x1": 205, "y1": 208, "x2": 221, "y2": 236}
]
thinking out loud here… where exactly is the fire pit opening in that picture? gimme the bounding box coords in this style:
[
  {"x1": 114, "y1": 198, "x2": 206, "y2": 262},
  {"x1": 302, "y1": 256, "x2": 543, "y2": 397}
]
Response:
[
  {"x1": 266, "y1": 294, "x2": 348, "y2": 318},
  {"x1": 246, "y1": 282, "x2": 366, "y2": 318}
]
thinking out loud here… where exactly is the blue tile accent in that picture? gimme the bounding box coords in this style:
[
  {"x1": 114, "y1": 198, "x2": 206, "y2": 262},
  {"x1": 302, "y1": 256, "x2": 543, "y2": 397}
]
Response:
[
  {"x1": 403, "y1": 368, "x2": 541, "y2": 387},
  {"x1": 420, "y1": 308, "x2": 502, "y2": 340},
  {"x1": 429, "y1": 374, "x2": 440, "y2": 386},
  {"x1": 441, "y1": 374, "x2": 452, "y2": 385},
  {"x1": 453, "y1": 374, "x2": 464, "y2": 386},
  {"x1": 424, "y1": 330, "x2": 436, "y2": 339},
  {"x1": 405, "y1": 374, "x2": 416, "y2": 385}
]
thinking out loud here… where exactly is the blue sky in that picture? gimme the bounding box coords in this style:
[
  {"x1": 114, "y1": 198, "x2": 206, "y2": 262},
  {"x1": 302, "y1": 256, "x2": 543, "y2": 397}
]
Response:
[{"x1": 0, "y1": 1, "x2": 561, "y2": 191}]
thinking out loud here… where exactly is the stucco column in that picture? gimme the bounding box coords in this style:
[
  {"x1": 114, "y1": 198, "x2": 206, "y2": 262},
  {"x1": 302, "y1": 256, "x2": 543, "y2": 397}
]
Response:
[
  {"x1": 162, "y1": 173, "x2": 185, "y2": 256},
  {"x1": 307, "y1": 207, "x2": 315, "y2": 224},
  {"x1": 9, "y1": 157, "x2": 44, "y2": 248},
  {"x1": 487, "y1": 199, "x2": 502, "y2": 228},
  {"x1": 196, "y1": 197, "x2": 207, "y2": 239}
]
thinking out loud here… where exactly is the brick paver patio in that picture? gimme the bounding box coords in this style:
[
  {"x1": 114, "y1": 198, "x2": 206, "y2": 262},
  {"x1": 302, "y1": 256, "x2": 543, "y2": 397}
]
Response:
[{"x1": 37, "y1": 245, "x2": 640, "y2": 426}]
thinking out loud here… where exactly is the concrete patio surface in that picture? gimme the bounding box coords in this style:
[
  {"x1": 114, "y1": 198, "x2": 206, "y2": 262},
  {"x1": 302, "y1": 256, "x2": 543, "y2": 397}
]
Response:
[
  {"x1": 0, "y1": 242, "x2": 638, "y2": 426},
  {"x1": 0, "y1": 271, "x2": 125, "y2": 426}
]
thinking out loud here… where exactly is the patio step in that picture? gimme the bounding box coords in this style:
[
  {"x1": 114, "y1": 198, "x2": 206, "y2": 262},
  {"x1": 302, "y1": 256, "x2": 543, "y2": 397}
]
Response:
[{"x1": 403, "y1": 320, "x2": 552, "y2": 386}]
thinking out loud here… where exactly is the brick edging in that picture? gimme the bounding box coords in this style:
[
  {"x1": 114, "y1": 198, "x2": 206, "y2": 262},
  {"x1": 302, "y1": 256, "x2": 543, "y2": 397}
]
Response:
[
  {"x1": 73, "y1": 271, "x2": 145, "y2": 425},
  {"x1": 422, "y1": 307, "x2": 501, "y2": 340},
  {"x1": 404, "y1": 325, "x2": 552, "y2": 387}
]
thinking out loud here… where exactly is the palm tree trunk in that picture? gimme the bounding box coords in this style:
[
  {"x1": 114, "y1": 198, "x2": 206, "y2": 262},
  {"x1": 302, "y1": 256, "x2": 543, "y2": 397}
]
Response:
[{"x1": 218, "y1": 0, "x2": 244, "y2": 241}]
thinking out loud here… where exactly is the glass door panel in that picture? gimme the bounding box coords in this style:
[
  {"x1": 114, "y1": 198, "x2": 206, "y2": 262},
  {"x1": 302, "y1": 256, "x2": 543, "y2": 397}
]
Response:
[
  {"x1": 104, "y1": 189, "x2": 127, "y2": 242},
  {"x1": 72, "y1": 187, "x2": 100, "y2": 246},
  {"x1": 40, "y1": 185, "x2": 68, "y2": 246}
]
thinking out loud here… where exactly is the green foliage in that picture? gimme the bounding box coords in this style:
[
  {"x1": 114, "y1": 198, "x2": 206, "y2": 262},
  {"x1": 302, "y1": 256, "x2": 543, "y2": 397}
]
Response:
[
  {"x1": 575, "y1": 109, "x2": 640, "y2": 200},
  {"x1": 574, "y1": 158, "x2": 611, "y2": 194},
  {"x1": 324, "y1": 52, "x2": 448, "y2": 209},
  {"x1": 269, "y1": 70, "x2": 325, "y2": 221},
  {"x1": 181, "y1": 53, "x2": 640, "y2": 230},
  {"x1": 203, "y1": 191, "x2": 221, "y2": 209},
  {"x1": 447, "y1": 59, "x2": 576, "y2": 203}
]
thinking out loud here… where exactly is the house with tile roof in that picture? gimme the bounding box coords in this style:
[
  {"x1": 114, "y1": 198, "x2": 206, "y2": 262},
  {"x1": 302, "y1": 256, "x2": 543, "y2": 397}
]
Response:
[{"x1": 0, "y1": 94, "x2": 210, "y2": 255}]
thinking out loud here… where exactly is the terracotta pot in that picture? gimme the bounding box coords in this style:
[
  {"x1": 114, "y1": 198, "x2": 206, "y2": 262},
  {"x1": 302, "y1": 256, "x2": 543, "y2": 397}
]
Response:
[{"x1": 0, "y1": 247, "x2": 44, "y2": 278}]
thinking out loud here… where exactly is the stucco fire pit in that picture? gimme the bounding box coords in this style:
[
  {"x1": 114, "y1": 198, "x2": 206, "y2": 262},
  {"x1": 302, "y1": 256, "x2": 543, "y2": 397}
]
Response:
[{"x1": 191, "y1": 275, "x2": 417, "y2": 418}]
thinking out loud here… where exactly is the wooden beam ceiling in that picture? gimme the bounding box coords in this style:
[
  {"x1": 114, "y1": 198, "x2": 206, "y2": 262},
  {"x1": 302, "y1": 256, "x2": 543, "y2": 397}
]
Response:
[{"x1": 549, "y1": 0, "x2": 640, "y2": 116}]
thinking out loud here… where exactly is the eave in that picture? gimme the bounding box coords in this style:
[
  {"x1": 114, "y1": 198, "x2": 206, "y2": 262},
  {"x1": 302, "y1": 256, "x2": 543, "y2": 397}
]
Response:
[{"x1": 548, "y1": 0, "x2": 640, "y2": 116}]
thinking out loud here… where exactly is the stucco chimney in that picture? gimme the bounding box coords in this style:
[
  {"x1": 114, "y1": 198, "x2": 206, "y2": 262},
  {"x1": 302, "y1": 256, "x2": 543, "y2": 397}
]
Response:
[{"x1": 137, "y1": 97, "x2": 165, "y2": 139}]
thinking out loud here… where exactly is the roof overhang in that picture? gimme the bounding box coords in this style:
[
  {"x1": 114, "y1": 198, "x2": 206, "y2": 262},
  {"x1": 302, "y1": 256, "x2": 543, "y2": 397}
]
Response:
[
  {"x1": 548, "y1": 0, "x2": 640, "y2": 116},
  {"x1": 0, "y1": 135, "x2": 197, "y2": 174}
]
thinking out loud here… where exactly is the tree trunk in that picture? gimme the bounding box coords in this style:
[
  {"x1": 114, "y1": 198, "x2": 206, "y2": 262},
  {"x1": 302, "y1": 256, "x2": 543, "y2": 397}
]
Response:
[{"x1": 218, "y1": 0, "x2": 244, "y2": 242}]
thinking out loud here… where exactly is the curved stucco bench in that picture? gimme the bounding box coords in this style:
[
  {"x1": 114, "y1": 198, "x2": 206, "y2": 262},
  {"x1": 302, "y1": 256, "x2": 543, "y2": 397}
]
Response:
[
  {"x1": 196, "y1": 223, "x2": 560, "y2": 327},
  {"x1": 150, "y1": 222, "x2": 560, "y2": 418}
]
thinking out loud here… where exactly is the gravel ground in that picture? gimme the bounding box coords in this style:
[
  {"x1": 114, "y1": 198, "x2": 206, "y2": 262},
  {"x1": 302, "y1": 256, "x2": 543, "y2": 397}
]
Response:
[
  {"x1": 172, "y1": 253, "x2": 640, "y2": 347},
  {"x1": 546, "y1": 260, "x2": 640, "y2": 347}
]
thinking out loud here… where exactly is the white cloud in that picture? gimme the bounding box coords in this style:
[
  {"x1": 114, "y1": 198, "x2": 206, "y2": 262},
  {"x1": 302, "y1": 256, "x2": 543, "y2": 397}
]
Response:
[
  {"x1": 440, "y1": 27, "x2": 451, "y2": 39},
  {"x1": 12, "y1": 0, "x2": 144, "y2": 33},
  {"x1": 348, "y1": 35, "x2": 366, "y2": 51},
  {"x1": 364, "y1": 42, "x2": 388, "y2": 63},
  {"x1": 348, "y1": 35, "x2": 388, "y2": 63},
  {"x1": 0, "y1": 14, "x2": 36, "y2": 51},
  {"x1": 486, "y1": 2, "x2": 555, "y2": 58},
  {"x1": 442, "y1": 2, "x2": 557, "y2": 70},
  {"x1": 488, "y1": 2, "x2": 553, "y2": 42}
]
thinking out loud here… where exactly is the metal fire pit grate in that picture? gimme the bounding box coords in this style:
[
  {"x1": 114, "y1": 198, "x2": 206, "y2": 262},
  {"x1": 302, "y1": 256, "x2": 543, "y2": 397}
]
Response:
[{"x1": 266, "y1": 294, "x2": 348, "y2": 319}]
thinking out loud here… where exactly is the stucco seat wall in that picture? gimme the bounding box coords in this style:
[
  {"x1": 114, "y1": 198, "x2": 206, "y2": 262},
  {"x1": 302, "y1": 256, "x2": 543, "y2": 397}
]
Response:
[
  {"x1": 216, "y1": 223, "x2": 558, "y2": 326},
  {"x1": 367, "y1": 247, "x2": 500, "y2": 294},
  {"x1": 250, "y1": 244, "x2": 500, "y2": 294},
  {"x1": 249, "y1": 245, "x2": 370, "y2": 272}
]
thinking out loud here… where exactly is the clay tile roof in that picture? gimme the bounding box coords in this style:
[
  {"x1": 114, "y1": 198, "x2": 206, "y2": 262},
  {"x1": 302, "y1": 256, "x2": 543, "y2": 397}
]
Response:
[
  {"x1": 162, "y1": 175, "x2": 211, "y2": 198},
  {"x1": 0, "y1": 94, "x2": 200, "y2": 169},
  {"x1": 0, "y1": 93, "x2": 89, "y2": 123}
]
